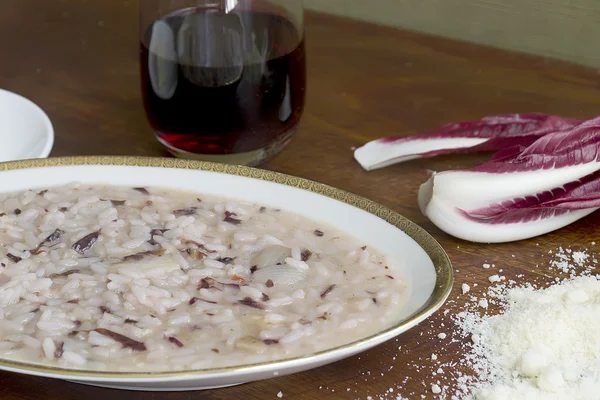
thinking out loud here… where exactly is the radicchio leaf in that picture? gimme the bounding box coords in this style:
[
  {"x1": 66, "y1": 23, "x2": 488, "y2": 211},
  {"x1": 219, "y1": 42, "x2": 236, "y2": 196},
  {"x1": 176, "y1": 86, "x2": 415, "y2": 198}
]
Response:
[
  {"x1": 354, "y1": 113, "x2": 583, "y2": 171},
  {"x1": 418, "y1": 115, "x2": 600, "y2": 243},
  {"x1": 456, "y1": 170, "x2": 600, "y2": 224},
  {"x1": 472, "y1": 116, "x2": 600, "y2": 173}
]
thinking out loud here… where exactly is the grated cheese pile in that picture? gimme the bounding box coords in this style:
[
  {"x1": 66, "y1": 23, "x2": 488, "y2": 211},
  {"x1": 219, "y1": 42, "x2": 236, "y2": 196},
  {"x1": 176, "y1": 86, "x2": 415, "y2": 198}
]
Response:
[
  {"x1": 457, "y1": 275, "x2": 600, "y2": 399},
  {"x1": 351, "y1": 246, "x2": 600, "y2": 400},
  {"x1": 448, "y1": 246, "x2": 600, "y2": 400}
]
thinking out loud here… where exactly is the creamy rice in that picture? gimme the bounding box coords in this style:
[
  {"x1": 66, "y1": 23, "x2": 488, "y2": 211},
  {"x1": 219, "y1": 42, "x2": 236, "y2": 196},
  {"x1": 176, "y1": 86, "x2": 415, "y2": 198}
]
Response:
[{"x1": 0, "y1": 184, "x2": 406, "y2": 371}]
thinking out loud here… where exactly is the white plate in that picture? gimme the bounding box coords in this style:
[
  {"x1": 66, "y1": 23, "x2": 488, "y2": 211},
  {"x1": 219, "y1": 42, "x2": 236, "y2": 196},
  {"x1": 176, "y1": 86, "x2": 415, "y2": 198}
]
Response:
[
  {"x1": 0, "y1": 89, "x2": 54, "y2": 162},
  {"x1": 0, "y1": 157, "x2": 452, "y2": 391}
]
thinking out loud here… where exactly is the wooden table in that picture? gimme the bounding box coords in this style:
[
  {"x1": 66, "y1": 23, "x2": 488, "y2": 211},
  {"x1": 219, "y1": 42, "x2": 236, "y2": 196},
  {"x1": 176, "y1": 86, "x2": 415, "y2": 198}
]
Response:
[{"x1": 2, "y1": 1, "x2": 600, "y2": 399}]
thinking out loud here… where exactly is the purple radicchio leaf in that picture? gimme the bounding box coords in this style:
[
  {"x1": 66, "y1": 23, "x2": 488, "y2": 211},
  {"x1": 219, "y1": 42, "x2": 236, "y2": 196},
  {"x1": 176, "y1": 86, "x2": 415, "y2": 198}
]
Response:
[
  {"x1": 458, "y1": 169, "x2": 600, "y2": 224},
  {"x1": 472, "y1": 116, "x2": 600, "y2": 173},
  {"x1": 418, "y1": 115, "x2": 600, "y2": 243},
  {"x1": 354, "y1": 113, "x2": 583, "y2": 171}
]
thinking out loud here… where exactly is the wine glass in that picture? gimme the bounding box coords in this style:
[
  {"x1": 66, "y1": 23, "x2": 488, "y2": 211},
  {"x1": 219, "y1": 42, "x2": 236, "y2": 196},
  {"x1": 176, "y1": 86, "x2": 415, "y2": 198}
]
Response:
[{"x1": 139, "y1": 0, "x2": 306, "y2": 166}]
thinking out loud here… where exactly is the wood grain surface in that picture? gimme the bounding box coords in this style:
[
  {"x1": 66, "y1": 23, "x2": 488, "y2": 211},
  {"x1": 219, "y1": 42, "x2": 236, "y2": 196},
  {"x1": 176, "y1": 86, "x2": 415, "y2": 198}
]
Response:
[{"x1": 1, "y1": 1, "x2": 600, "y2": 399}]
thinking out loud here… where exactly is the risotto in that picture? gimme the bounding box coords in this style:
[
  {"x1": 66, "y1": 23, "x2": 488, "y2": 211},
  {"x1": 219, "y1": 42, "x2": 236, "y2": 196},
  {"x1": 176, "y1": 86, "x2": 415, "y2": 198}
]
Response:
[{"x1": 0, "y1": 184, "x2": 407, "y2": 371}]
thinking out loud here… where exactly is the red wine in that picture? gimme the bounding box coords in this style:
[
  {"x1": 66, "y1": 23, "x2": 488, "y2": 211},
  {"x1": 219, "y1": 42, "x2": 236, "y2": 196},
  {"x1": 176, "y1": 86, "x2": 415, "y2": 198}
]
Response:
[{"x1": 140, "y1": 7, "x2": 306, "y2": 160}]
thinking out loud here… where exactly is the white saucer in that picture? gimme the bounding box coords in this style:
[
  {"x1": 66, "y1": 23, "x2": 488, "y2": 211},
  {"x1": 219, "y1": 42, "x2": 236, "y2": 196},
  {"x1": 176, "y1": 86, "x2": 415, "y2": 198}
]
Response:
[{"x1": 0, "y1": 89, "x2": 54, "y2": 162}]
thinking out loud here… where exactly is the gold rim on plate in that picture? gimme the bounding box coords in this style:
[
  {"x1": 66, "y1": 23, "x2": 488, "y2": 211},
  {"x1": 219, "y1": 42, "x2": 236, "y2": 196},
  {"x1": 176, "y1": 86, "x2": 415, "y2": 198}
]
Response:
[{"x1": 0, "y1": 156, "x2": 453, "y2": 379}]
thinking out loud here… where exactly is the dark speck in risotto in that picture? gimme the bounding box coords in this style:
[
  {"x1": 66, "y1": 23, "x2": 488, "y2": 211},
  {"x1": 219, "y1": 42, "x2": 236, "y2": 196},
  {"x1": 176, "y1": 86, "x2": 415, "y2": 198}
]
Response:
[
  {"x1": 173, "y1": 207, "x2": 197, "y2": 217},
  {"x1": 223, "y1": 211, "x2": 242, "y2": 225},
  {"x1": 167, "y1": 336, "x2": 184, "y2": 348},
  {"x1": 7, "y1": 253, "x2": 22, "y2": 263},
  {"x1": 133, "y1": 187, "x2": 150, "y2": 195},
  {"x1": 72, "y1": 231, "x2": 101, "y2": 254}
]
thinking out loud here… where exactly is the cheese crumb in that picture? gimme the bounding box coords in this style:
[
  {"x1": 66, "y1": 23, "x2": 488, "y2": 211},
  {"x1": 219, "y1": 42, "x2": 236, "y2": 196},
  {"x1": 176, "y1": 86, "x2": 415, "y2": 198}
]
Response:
[
  {"x1": 482, "y1": 263, "x2": 491, "y2": 269},
  {"x1": 277, "y1": 391, "x2": 283, "y2": 398},
  {"x1": 431, "y1": 384, "x2": 441, "y2": 394},
  {"x1": 438, "y1": 333, "x2": 447, "y2": 339},
  {"x1": 488, "y1": 275, "x2": 501, "y2": 283},
  {"x1": 572, "y1": 251, "x2": 588, "y2": 266},
  {"x1": 431, "y1": 353, "x2": 438, "y2": 360},
  {"x1": 462, "y1": 283, "x2": 471, "y2": 294}
]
